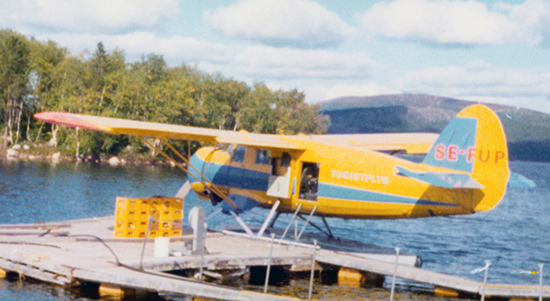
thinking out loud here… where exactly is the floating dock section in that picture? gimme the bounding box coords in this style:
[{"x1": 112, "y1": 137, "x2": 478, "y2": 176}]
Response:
[{"x1": 0, "y1": 216, "x2": 548, "y2": 300}]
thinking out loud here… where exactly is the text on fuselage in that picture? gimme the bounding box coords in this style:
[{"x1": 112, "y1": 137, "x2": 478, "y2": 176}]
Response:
[{"x1": 331, "y1": 169, "x2": 389, "y2": 185}]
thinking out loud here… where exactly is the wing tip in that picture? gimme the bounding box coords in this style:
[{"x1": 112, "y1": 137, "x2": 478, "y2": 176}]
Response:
[{"x1": 34, "y1": 112, "x2": 105, "y2": 132}]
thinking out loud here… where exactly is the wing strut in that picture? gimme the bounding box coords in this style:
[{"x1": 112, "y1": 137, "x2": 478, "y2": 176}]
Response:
[{"x1": 137, "y1": 136, "x2": 240, "y2": 209}]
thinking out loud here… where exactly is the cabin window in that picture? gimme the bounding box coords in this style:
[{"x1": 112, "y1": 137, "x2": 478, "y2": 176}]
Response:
[
  {"x1": 233, "y1": 145, "x2": 246, "y2": 163},
  {"x1": 299, "y1": 162, "x2": 319, "y2": 201},
  {"x1": 255, "y1": 149, "x2": 271, "y2": 165},
  {"x1": 281, "y1": 152, "x2": 291, "y2": 167}
]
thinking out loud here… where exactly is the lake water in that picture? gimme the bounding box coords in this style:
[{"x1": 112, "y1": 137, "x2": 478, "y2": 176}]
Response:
[{"x1": 0, "y1": 159, "x2": 548, "y2": 300}]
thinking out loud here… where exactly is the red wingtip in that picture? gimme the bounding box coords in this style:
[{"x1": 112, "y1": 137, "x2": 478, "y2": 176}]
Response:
[{"x1": 34, "y1": 112, "x2": 104, "y2": 132}]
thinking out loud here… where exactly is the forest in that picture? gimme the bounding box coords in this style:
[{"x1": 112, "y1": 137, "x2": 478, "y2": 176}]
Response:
[{"x1": 0, "y1": 29, "x2": 329, "y2": 161}]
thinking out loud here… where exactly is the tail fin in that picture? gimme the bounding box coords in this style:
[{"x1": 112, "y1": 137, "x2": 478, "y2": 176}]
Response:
[{"x1": 422, "y1": 104, "x2": 509, "y2": 212}]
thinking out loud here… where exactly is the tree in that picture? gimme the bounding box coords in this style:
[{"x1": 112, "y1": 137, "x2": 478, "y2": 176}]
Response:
[
  {"x1": 274, "y1": 89, "x2": 330, "y2": 135},
  {"x1": 237, "y1": 83, "x2": 278, "y2": 133},
  {"x1": 0, "y1": 30, "x2": 31, "y2": 147},
  {"x1": 0, "y1": 31, "x2": 330, "y2": 159},
  {"x1": 234, "y1": 84, "x2": 329, "y2": 135},
  {"x1": 200, "y1": 74, "x2": 249, "y2": 130},
  {"x1": 28, "y1": 39, "x2": 67, "y2": 142}
]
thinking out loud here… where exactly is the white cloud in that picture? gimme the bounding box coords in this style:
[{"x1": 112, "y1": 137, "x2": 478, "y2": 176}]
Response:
[
  {"x1": 393, "y1": 61, "x2": 550, "y2": 113},
  {"x1": 225, "y1": 47, "x2": 372, "y2": 79},
  {"x1": 467, "y1": 95, "x2": 550, "y2": 113},
  {"x1": 395, "y1": 61, "x2": 550, "y2": 96},
  {"x1": 44, "y1": 31, "x2": 235, "y2": 66},
  {"x1": 304, "y1": 83, "x2": 399, "y2": 103},
  {"x1": 205, "y1": 0, "x2": 354, "y2": 48},
  {"x1": 43, "y1": 31, "x2": 374, "y2": 81},
  {"x1": 358, "y1": 0, "x2": 550, "y2": 46},
  {"x1": 0, "y1": 0, "x2": 178, "y2": 34},
  {"x1": 496, "y1": 0, "x2": 550, "y2": 46}
]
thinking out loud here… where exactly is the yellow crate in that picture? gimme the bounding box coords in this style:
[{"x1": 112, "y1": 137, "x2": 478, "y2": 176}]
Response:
[{"x1": 114, "y1": 196, "x2": 183, "y2": 238}]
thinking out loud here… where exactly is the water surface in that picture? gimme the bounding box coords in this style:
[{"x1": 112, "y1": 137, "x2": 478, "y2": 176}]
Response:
[{"x1": 0, "y1": 160, "x2": 548, "y2": 300}]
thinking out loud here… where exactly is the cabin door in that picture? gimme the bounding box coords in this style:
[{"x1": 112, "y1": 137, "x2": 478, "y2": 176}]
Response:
[
  {"x1": 298, "y1": 162, "x2": 319, "y2": 201},
  {"x1": 266, "y1": 152, "x2": 292, "y2": 198}
]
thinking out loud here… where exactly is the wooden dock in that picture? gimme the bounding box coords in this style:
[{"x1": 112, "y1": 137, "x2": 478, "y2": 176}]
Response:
[
  {"x1": 0, "y1": 216, "x2": 548, "y2": 300},
  {"x1": 316, "y1": 251, "x2": 550, "y2": 299}
]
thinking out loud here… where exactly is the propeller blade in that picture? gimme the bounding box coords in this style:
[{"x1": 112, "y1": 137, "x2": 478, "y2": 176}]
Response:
[
  {"x1": 175, "y1": 180, "x2": 241, "y2": 211},
  {"x1": 176, "y1": 180, "x2": 192, "y2": 199}
]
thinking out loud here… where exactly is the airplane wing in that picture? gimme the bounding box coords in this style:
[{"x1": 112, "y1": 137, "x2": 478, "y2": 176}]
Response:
[
  {"x1": 33, "y1": 112, "x2": 304, "y2": 151},
  {"x1": 293, "y1": 133, "x2": 439, "y2": 154},
  {"x1": 34, "y1": 112, "x2": 437, "y2": 154}
]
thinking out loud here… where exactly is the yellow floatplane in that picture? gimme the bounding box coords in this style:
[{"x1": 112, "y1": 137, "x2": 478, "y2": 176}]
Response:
[{"x1": 35, "y1": 104, "x2": 509, "y2": 236}]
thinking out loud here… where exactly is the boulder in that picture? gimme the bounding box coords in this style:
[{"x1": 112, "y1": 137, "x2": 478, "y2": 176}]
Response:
[
  {"x1": 108, "y1": 157, "x2": 121, "y2": 166},
  {"x1": 52, "y1": 152, "x2": 61, "y2": 162},
  {"x1": 6, "y1": 148, "x2": 19, "y2": 158}
]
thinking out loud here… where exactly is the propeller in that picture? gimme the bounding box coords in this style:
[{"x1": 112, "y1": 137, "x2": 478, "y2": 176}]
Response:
[
  {"x1": 138, "y1": 136, "x2": 239, "y2": 209},
  {"x1": 176, "y1": 180, "x2": 192, "y2": 199},
  {"x1": 175, "y1": 179, "x2": 226, "y2": 207}
]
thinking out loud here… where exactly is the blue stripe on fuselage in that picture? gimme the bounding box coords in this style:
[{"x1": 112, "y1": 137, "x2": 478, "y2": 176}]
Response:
[
  {"x1": 318, "y1": 183, "x2": 459, "y2": 207},
  {"x1": 189, "y1": 153, "x2": 457, "y2": 208},
  {"x1": 189, "y1": 153, "x2": 269, "y2": 191}
]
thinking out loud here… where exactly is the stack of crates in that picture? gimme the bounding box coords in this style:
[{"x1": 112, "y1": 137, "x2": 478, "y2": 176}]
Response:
[{"x1": 114, "y1": 196, "x2": 183, "y2": 238}]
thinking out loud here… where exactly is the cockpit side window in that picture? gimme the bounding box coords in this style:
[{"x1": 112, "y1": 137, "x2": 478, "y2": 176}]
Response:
[
  {"x1": 281, "y1": 152, "x2": 291, "y2": 167},
  {"x1": 255, "y1": 149, "x2": 271, "y2": 165},
  {"x1": 232, "y1": 145, "x2": 246, "y2": 163}
]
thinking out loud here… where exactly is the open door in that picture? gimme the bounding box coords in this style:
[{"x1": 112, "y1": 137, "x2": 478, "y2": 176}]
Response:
[
  {"x1": 267, "y1": 152, "x2": 292, "y2": 198},
  {"x1": 298, "y1": 162, "x2": 319, "y2": 201}
]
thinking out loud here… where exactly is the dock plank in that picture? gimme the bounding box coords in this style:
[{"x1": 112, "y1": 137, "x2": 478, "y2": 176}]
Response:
[
  {"x1": 72, "y1": 266, "x2": 298, "y2": 301},
  {"x1": 485, "y1": 283, "x2": 550, "y2": 298},
  {"x1": 316, "y1": 250, "x2": 480, "y2": 292},
  {"x1": 316, "y1": 250, "x2": 550, "y2": 298}
]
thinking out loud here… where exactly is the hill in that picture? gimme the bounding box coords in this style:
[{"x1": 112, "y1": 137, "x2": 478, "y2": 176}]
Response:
[{"x1": 320, "y1": 94, "x2": 550, "y2": 162}]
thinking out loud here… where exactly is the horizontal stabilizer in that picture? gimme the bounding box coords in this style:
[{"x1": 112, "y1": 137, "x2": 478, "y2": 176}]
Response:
[{"x1": 396, "y1": 166, "x2": 484, "y2": 189}]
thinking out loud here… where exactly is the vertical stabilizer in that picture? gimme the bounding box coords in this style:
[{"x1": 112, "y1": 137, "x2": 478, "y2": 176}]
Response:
[{"x1": 422, "y1": 105, "x2": 509, "y2": 212}]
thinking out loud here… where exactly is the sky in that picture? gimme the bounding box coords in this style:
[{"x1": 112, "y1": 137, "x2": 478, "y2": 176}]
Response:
[{"x1": 1, "y1": 0, "x2": 549, "y2": 113}]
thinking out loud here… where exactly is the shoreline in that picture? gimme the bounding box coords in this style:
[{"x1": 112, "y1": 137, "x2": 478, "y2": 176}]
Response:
[
  {"x1": 2, "y1": 143, "x2": 545, "y2": 167},
  {"x1": 1, "y1": 144, "x2": 179, "y2": 167}
]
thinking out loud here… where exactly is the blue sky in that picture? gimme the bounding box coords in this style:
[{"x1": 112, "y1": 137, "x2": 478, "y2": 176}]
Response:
[{"x1": 2, "y1": 0, "x2": 549, "y2": 113}]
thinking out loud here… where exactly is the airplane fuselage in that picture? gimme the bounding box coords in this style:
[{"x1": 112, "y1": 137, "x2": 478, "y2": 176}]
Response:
[{"x1": 188, "y1": 139, "x2": 494, "y2": 219}]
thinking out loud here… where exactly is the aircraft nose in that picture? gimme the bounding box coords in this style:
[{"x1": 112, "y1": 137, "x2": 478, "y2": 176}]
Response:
[{"x1": 190, "y1": 181, "x2": 206, "y2": 194}]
